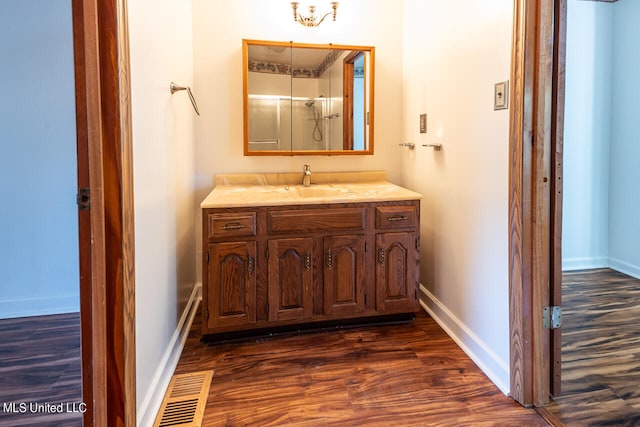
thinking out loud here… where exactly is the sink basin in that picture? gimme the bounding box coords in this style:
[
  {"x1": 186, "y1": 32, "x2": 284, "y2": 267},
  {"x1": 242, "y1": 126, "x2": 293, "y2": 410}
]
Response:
[{"x1": 294, "y1": 185, "x2": 351, "y2": 198}]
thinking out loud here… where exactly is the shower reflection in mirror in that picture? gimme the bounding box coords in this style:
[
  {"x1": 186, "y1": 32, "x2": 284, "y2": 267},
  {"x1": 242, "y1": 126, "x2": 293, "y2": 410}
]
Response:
[{"x1": 248, "y1": 95, "x2": 341, "y2": 151}]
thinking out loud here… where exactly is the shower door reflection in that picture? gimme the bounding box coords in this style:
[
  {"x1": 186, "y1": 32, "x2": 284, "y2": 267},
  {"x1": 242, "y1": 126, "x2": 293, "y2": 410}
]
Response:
[{"x1": 248, "y1": 96, "x2": 334, "y2": 151}]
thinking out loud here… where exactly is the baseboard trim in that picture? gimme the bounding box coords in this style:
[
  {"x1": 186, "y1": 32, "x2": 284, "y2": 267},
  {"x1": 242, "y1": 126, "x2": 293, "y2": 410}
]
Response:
[
  {"x1": 0, "y1": 294, "x2": 79, "y2": 319},
  {"x1": 608, "y1": 258, "x2": 640, "y2": 280},
  {"x1": 562, "y1": 256, "x2": 608, "y2": 271},
  {"x1": 419, "y1": 284, "x2": 510, "y2": 395},
  {"x1": 137, "y1": 282, "x2": 202, "y2": 427}
]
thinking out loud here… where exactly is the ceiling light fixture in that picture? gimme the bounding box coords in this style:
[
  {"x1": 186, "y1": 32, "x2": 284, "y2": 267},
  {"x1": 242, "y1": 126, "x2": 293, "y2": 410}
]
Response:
[{"x1": 291, "y1": 2, "x2": 338, "y2": 27}]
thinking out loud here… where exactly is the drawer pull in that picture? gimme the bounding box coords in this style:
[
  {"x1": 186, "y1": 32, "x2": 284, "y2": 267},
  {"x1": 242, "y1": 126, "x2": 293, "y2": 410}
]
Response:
[
  {"x1": 387, "y1": 215, "x2": 408, "y2": 222},
  {"x1": 221, "y1": 222, "x2": 245, "y2": 231}
]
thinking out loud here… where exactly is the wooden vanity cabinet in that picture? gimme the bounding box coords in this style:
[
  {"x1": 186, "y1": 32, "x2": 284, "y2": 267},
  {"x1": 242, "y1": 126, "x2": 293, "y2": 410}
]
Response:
[{"x1": 202, "y1": 200, "x2": 420, "y2": 337}]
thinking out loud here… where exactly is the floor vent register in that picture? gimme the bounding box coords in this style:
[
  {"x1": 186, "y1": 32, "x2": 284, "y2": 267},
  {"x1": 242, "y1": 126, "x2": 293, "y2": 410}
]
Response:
[{"x1": 154, "y1": 370, "x2": 214, "y2": 427}]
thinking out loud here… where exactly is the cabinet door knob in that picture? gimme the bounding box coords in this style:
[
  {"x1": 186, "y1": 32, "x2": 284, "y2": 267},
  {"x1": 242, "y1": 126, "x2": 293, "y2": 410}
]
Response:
[
  {"x1": 326, "y1": 250, "x2": 333, "y2": 270},
  {"x1": 378, "y1": 248, "x2": 385, "y2": 264},
  {"x1": 304, "y1": 252, "x2": 311, "y2": 271},
  {"x1": 247, "y1": 256, "x2": 255, "y2": 275}
]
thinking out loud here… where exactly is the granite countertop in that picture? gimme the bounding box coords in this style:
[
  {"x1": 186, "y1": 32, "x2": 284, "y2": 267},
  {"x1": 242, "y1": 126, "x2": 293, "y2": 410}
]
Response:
[{"x1": 201, "y1": 171, "x2": 423, "y2": 208}]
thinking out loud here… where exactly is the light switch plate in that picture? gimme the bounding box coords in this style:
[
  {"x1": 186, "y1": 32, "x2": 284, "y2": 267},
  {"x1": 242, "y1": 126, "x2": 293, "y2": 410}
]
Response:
[
  {"x1": 420, "y1": 114, "x2": 427, "y2": 133},
  {"x1": 494, "y1": 81, "x2": 509, "y2": 110}
]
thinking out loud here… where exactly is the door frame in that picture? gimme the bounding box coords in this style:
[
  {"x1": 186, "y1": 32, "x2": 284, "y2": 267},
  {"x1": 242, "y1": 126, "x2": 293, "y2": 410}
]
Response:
[
  {"x1": 508, "y1": 0, "x2": 566, "y2": 407},
  {"x1": 73, "y1": 0, "x2": 568, "y2": 419},
  {"x1": 73, "y1": 0, "x2": 136, "y2": 425}
]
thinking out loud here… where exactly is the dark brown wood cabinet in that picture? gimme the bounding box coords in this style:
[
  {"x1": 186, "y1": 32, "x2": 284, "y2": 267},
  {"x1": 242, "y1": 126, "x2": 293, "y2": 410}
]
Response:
[
  {"x1": 202, "y1": 200, "x2": 420, "y2": 337},
  {"x1": 323, "y1": 234, "x2": 366, "y2": 316},
  {"x1": 268, "y1": 237, "x2": 313, "y2": 321},
  {"x1": 375, "y1": 232, "x2": 418, "y2": 312},
  {"x1": 206, "y1": 241, "x2": 256, "y2": 330}
]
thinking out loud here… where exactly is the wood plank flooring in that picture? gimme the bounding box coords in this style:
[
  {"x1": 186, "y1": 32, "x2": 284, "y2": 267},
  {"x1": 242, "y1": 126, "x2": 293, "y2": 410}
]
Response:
[
  {"x1": 8, "y1": 271, "x2": 637, "y2": 427},
  {"x1": 175, "y1": 309, "x2": 548, "y2": 426},
  {"x1": 0, "y1": 312, "x2": 82, "y2": 427},
  {"x1": 542, "y1": 268, "x2": 640, "y2": 426}
]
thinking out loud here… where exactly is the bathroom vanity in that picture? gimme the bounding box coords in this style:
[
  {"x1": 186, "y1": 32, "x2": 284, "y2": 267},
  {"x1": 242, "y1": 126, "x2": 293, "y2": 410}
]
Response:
[{"x1": 200, "y1": 171, "x2": 422, "y2": 338}]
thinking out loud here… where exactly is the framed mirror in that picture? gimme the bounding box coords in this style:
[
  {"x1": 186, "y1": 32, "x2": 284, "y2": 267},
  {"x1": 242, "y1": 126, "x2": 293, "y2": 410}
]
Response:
[{"x1": 243, "y1": 39, "x2": 375, "y2": 155}]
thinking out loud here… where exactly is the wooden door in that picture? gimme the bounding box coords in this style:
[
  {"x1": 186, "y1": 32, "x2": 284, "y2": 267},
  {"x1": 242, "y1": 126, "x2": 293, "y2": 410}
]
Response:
[
  {"x1": 550, "y1": 0, "x2": 567, "y2": 398},
  {"x1": 509, "y1": 0, "x2": 566, "y2": 406},
  {"x1": 323, "y1": 235, "x2": 366, "y2": 316},
  {"x1": 207, "y1": 241, "x2": 257, "y2": 329},
  {"x1": 73, "y1": 0, "x2": 136, "y2": 423},
  {"x1": 375, "y1": 232, "x2": 418, "y2": 312},
  {"x1": 268, "y1": 238, "x2": 313, "y2": 321}
]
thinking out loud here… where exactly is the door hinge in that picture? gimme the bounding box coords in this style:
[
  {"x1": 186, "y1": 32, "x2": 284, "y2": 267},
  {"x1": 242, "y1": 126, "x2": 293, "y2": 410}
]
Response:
[
  {"x1": 76, "y1": 188, "x2": 90, "y2": 210},
  {"x1": 543, "y1": 306, "x2": 562, "y2": 329},
  {"x1": 364, "y1": 294, "x2": 367, "y2": 305},
  {"x1": 205, "y1": 308, "x2": 209, "y2": 321},
  {"x1": 365, "y1": 242, "x2": 368, "y2": 252},
  {"x1": 205, "y1": 251, "x2": 210, "y2": 264}
]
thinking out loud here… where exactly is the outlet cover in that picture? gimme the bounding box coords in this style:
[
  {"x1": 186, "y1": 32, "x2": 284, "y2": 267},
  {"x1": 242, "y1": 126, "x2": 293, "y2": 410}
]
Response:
[{"x1": 494, "y1": 81, "x2": 509, "y2": 110}]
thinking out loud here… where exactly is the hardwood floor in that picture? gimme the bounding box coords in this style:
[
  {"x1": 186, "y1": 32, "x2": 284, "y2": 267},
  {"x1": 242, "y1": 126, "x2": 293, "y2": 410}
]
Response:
[
  {"x1": 20, "y1": 292, "x2": 637, "y2": 426},
  {"x1": 542, "y1": 268, "x2": 640, "y2": 426},
  {"x1": 175, "y1": 309, "x2": 548, "y2": 426},
  {"x1": 0, "y1": 313, "x2": 82, "y2": 427}
]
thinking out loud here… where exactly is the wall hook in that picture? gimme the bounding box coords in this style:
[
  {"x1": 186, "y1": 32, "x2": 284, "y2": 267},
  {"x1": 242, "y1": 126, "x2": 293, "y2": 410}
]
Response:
[{"x1": 170, "y1": 82, "x2": 200, "y2": 116}]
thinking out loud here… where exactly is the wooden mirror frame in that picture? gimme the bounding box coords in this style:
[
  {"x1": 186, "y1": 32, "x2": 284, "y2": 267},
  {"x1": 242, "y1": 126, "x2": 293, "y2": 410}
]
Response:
[{"x1": 242, "y1": 39, "x2": 375, "y2": 156}]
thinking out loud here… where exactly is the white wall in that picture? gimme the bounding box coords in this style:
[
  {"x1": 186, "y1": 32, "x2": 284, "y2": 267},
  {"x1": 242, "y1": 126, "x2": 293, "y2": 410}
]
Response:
[
  {"x1": 609, "y1": 0, "x2": 640, "y2": 278},
  {"x1": 127, "y1": 0, "x2": 198, "y2": 424},
  {"x1": 0, "y1": 0, "x2": 79, "y2": 318},
  {"x1": 401, "y1": 0, "x2": 513, "y2": 393},
  {"x1": 562, "y1": 0, "x2": 613, "y2": 270},
  {"x1": 563, "y1": 0, "x2": 640, "y2": 279},
  {"x1": 192, "y1": 0, "x2": 405, "y2": 283}
]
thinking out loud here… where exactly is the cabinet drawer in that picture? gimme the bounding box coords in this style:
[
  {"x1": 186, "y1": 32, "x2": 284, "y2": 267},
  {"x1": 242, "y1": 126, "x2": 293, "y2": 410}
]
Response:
[
  {"x1": 269, "y1": 207, "x2": 365, "y2": 234},
  {"x1": 208, "y1": 212, "x2": 256, "y2": 238},
  {"x1": 375, "y1": 206, "x2": 417, "y2": 229}
]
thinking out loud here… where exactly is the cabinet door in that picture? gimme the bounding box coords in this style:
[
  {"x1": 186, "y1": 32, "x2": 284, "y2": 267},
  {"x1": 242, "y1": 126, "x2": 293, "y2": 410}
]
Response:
[
  {"x1": 376, "y1": 232, "x2": 418, "y2": 312},
  {"x1": 268, "y1": 238, "x2": 313, "y2": 321},
  {"x1": 323, "y1": 235, "x2": 366, "y2": 316},
  {"x1": 207, "y1": 241, "x2": 256, "y2": 329}
]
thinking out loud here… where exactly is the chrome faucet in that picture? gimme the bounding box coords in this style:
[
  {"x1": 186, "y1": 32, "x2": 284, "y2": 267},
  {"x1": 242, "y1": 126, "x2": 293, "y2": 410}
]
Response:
[{"x1": 302, "y1": 163, "x2": 312, "y2": 187}]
